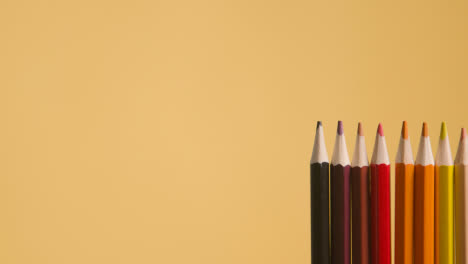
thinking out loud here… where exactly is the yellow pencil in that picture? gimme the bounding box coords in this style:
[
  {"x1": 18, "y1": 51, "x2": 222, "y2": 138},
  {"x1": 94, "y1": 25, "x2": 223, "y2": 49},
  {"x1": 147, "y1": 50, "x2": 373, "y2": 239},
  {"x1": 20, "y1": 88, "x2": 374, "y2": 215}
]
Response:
[{"x1": 435, "y1": 122, "x2": 454, "y2": 264}]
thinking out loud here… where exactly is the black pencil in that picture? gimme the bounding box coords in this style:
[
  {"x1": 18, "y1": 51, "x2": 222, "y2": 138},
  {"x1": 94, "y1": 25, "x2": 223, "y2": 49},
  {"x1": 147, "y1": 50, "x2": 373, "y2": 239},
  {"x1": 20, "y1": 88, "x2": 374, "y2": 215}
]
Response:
[{"x1": 310, "y1": 121, "x2": 330, "y2": 263}]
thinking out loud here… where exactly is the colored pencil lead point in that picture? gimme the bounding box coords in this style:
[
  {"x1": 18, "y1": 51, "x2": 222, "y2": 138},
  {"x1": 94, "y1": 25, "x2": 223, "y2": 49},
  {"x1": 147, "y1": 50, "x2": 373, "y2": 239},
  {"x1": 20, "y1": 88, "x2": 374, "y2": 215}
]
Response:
[
  {"x1": 461, "y1": 128, "x2": 466, "y2": 141},
  {"x1": 422, "y1": 122, "x2": 428, "y2": 137},
  {"x1": 440, "y1": 122, "x2": 448, "y2": 139},
  {"x1": 402, "y1": 121, "x2": 408, "y2": 139},
  {"x1": 337, "y1": 121, "x2": 343, "y2": 135},
  {"x1": 358, "y1": 122, "x2": 363, "y2": 136},
  {"x1": 377, "y1": 123, "x2": 384, "y2": 136},
  {"x1": 317, "y1": 121, "x2": 322, "y2": 130}
]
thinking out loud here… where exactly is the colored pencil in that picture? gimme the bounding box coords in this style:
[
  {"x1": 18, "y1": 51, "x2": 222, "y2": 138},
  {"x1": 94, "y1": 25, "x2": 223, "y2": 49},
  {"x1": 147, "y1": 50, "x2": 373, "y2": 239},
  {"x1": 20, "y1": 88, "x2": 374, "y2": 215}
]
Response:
[
  {"x1": 310, "y1": 121, "x2": 330, "y2": 263},
  {"x1": 351, "y1": 122, "x2": 370, "y2": 264},
  {"x1": 394, "y1": 121, "x2": 414, "y2": 264},
  {"x1": 435, "y1": 122, "x2": 454, "y2": 264},
  {"x1": 455, "y1": 128, "x2": 468, "y2": 264},
  {"x1": 370, "y1": 123, "x2": 391, "y2": 264},
  {"x1": 331, "y1": 121, "x2": 351, "y2": 264},
  {"x1": 414, "y1": 122, "x2": 435, "y2": 264}
]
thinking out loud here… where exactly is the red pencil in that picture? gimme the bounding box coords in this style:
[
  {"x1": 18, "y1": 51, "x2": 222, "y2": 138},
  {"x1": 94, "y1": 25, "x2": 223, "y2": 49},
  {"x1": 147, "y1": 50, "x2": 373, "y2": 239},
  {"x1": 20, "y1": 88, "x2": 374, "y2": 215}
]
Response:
[{"x1": 370, "y1": 123, "x2": 391, "y2": 264}]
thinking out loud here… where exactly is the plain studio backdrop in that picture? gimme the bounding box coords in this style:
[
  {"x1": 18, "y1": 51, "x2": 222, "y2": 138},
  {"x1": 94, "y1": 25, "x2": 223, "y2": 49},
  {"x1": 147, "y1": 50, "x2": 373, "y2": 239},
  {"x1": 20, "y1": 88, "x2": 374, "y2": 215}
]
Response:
[{"x1": 1, "y1": 1, "x2": 468, "y2": 263}]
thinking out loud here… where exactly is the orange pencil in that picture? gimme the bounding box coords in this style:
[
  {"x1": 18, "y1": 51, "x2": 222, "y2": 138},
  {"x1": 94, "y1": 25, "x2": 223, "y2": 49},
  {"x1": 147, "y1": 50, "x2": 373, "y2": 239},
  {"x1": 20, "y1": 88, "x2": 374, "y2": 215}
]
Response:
[
  {"x1": 414, "y1": 122, "x2": 435, "y2": 264},
  {"x1": 395, "y1": 121, "x2": 414, "y2": 264}
]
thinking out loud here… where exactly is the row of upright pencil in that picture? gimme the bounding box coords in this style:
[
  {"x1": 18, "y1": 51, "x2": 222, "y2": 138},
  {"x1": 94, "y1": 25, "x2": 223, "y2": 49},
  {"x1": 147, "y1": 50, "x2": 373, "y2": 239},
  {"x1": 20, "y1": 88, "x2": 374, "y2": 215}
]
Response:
[{"x1": 310, "y1": 121, "x2": 468, "y2": 264}]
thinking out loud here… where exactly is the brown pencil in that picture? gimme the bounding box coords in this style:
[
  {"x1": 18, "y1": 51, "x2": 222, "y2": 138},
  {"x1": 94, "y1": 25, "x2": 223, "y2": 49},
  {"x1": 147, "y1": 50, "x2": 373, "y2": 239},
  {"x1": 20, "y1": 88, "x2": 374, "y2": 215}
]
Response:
[
  {"x1": 455, "y1": 128, "x2": 468, "y2": 264},
  {"x1": 351, "y1": 122, "x2": 370, "y2": 264}
]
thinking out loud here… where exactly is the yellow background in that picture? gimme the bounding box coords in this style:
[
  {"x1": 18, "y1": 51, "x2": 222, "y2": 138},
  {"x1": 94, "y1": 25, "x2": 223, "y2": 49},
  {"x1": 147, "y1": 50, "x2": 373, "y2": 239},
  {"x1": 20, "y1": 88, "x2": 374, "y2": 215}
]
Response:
[{"x1": 1, "y1": 1, "x2": 468, "y2": 263}]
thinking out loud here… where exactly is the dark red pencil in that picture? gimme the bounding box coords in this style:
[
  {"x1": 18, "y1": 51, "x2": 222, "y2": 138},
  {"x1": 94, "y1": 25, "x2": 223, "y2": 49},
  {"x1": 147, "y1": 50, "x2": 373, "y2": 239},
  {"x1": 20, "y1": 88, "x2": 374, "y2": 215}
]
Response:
[
  {"x1": 331, "y1": 121, "x2": 351, "y2": 264},
  {"x1": 370, "y1": 124, "x2": 391, "y2": 264}
]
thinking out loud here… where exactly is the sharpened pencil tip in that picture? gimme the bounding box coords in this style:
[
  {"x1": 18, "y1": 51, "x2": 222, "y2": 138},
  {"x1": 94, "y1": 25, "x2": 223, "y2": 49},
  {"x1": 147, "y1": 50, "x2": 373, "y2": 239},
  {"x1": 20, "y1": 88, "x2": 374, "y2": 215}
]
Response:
[
  {"x1": 337, "y1": 121, "x2": 343, "y2": 135},
  {"x1": 358, "y1": 122, "x2": 363, "y2": 136},
  {"x1": 461, "y1": 128, "x2": 466, "y2": 141},
  {"x1": 316, "y1": 121, "x2": 322, "y2": 130},
  {"x1": 377, "y1": 123, "x2": 384, "y2": 136},
  {"x1": 402, "y1": 121, "x2": 408, "y2": 139},
  {"x1": 440, "y1": 122, "x2": 448, "y2": 139},
  {"x1": 422, "y1": 122, "x2": 428, "y2": 137}
]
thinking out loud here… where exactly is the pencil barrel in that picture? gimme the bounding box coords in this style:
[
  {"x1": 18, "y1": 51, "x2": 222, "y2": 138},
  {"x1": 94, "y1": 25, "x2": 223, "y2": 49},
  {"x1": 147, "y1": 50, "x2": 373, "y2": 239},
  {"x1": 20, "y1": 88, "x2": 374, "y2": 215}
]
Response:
[
  {"x1": 310, "y1": 162, "x2": 330, "y2": 264},
  {"x1": 455, "y1": 164, "x2": 468, "y2": 264},
  {"x1": 331, "y1": 164, "x2": 351, "y2": 264},
  {"x1": 395, "y1": 163, "x2": 414, "y2": 264},
  {"x1": 413, "y1": 165, "x2": 435, "y2": 264},
  {"x1": 436, "y1": 165, "x2": 454, "y2": 264},
  {"x1": 351, "y1": 166, "x2": 370, "y2": 264},
  {"x1": 370, "y1": 163, "x2": 391, "y2": 264}
]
